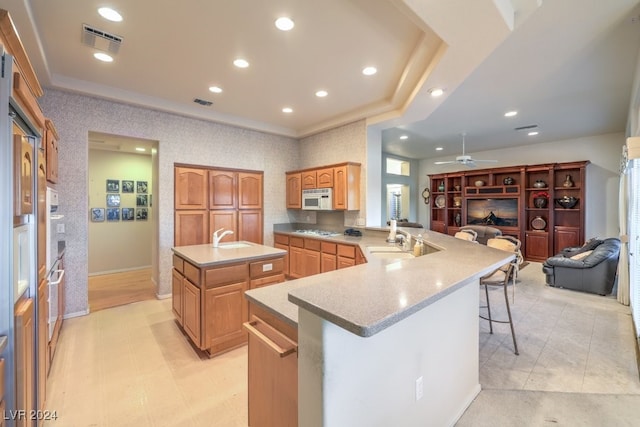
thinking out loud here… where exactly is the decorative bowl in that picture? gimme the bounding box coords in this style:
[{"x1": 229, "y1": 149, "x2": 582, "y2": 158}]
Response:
[
  {"x1": 533, "y1": 180, "x2": 547, "y2": 188},
  {"x1": 555, "y1": 196, "x2": 578, "y2": 209},
  {"x1": 474, "y1": 180, "x2": 485, "y2": 187}
]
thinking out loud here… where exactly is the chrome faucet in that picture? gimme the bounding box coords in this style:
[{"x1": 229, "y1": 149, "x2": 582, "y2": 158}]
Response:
[
  {"x1": 212, "y1": 228, "x2": 234, "y2": 248},
  {"x1": 396, "y1": 229, "x2": 412, "y2": 251}
]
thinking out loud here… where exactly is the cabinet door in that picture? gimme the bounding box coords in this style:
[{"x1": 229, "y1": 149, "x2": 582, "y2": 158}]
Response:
[
  {"x1": 15, "y1": 298, "x2": 35, "y2": 427},
  {"x1": 317, "y1": 168, "x2": 334, "y2": 188},
  {"x1": 525, "y1": 232, "x2": 549, "y2": 261},
  {"x1": 175, "y1": 167, "x2": 208, "y2": 209},
  {"x1": 37, "y1": 280, "x2": 48, "y2": 415},
  {"x1": 175, "y1": 210, "x2": 208, "y2": 246},
  {"x1": 238, "y1": 172, "x2": 263, "y2": 209},
  {"x1": 209, "y1": 210, "x2": 238, "y2": 244},
  {"x1": 183, "y1": 279, "x2": 201, "y2": 347},
  {"x1": 303, "y1": 249, "x2": 321, "y2": 276},
  {"x1": 321, "y1": 253, "x2": 337, "y2": 273},
  {"x1": 238, "y1": 210, "x2": 263, "y2": 244},
  {"x1": 45, "y1": 120, "x2": 59, "y2": 184},
  {"x1": 274, "y1": 243, "x2": 290, "y2": 277},
  {"x1": 209, "y1": 170, "x2": 237, "y2": 210},
  {"x1": 289, "y1": 247, "x2": 304, "y2": 279},
  {"x1": 333, "y1": 166, "x2": 347, "y2": 210},
  {"x1": 204, "y1": 281, "x2": 248, "y2": 349},
  {"x1": 338, "y1": 256, "x2": 356, "y2": 269},
  {"x1": 286, "y1": 173, "x2": 302, "y2": 209},
  {"x1": 302, "y1": 171, "x2": 317, "y2": 189},
  {"x1": 14, "y1": 135, "x2": 34, "y2": 216},
  {"x1": 554, "y1": 226, "x2": 580, "y2": 254},
  {"x1": 172, "y1": 269, "x2": 183, "y2": 325},
  {"x1": 37, "y1": 155, "x2": 47, "y2": 281}
]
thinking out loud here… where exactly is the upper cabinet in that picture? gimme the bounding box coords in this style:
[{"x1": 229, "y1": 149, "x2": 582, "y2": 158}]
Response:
[
  {"x1": 238, "y1": 172, "x2": 263, "y2": 209},
  {"x1": 209, "y1": 170, "x2": 236, "y2": 210},
  {"x1": 14, "y1": 134, "x2": 34, "y2": 216},
  {"x1": 175, "y1": 167, "x2": 208, "y2": 210},
  {"x1": 45, "y1": 119, "x2": 59, "y2": 184},
  {"x1": 286, "y1": 162, "x2": 361, "y2": 211}
]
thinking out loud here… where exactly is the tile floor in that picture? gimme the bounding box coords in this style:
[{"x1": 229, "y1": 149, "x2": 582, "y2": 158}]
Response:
[{"x1": 44, "y1": 262, "x2": 640, "y2": 426}]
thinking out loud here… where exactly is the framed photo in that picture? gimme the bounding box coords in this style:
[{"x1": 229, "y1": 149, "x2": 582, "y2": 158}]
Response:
[
  {"x1": 106, "y1": 208, "x2": 120, "y2": 221},
  {"x1": 121, "y1": 208, "x2": 135, "y2": 221},
  {"x1": 106, "y1": 194, "x2": 121, "y2": 207},
  {"x1": 106, "y1": 179, "x2": 120, "y2": 193},
  {"x1": 122, "y1": 180, "x2": 134, "y2": 193},
  {"x1": 136, "y1": 208, "x2": 148, "y2": 220},
  {"x1": 136, "y1": 181, "x2": 148, "y2": 194},
  {"x1": 90, "y1": 208, "x2": 105, "y2": 222},
  {"x1": 136, "y1": 194, "x2": 148, "y2": 207}
]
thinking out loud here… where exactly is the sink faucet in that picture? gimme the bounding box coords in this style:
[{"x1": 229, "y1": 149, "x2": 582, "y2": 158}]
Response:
[
  {"x1": 396, "y1": 229, "x2": 412, "y2": 251},
  {"x1": 212, "y1": 228, "x2": 234, "y2": 248}
]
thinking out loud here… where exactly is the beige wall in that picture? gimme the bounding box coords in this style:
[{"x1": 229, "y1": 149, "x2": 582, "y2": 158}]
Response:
[{"x1": 88, "y1": 149, "x2": 153, "y2": 274}]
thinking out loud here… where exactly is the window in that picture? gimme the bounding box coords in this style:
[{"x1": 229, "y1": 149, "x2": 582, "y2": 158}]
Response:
[{"x1": 386, "y1": 158, "x2": 410, "y2": 176}]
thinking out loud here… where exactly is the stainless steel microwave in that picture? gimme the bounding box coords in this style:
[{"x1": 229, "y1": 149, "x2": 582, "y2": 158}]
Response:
[{"x1": 302, "y1": 188, "x2": 333, "y2": 210}]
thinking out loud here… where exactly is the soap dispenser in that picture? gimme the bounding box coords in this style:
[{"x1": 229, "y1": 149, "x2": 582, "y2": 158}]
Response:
[{"x1": 413, "y1": 234, "x2": 424, "y2": 256}]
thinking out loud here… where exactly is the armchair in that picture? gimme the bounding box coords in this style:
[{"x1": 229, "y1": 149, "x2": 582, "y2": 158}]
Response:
[{"x1": 542, "y1": 238, "x2": 621, "y2": 295}]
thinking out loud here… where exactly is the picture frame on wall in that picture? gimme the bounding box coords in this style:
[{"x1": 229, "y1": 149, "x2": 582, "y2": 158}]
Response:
[
  {"x1": 136, "y1": 208, "x2": 148, "y2": 220},
  {"x1": 136, "y1": 195, "x2": 148, "y2": 207},
  {"x1": 106, "y1": 208, "x2": 120, "y2": 221},
  {"x1": 136, "y1": 181, "x2": 148, "y2": 194},
  {"x1": 122, "y1": 180, "x2": 134, "y2": 193},
  {"x1": 106, "y1": 194, "x2": 121, "y2": 207},
  {"x1": 122, "y1": 208, "x2": 135, "y2": 221},
  {"x1": 106, "y1": 179, "x2": 120, "y2": 192},
  {"x1": 90, "y1": 208, "x2": 105, "y2": 222}
]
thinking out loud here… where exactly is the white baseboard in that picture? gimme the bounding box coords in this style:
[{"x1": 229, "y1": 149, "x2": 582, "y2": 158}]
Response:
[
  {"x1": 88, "y1": 265, "x2": 152, "y2": 276},
  {"x1": 156, "y1": 292, "x2": 171, "y2": 300},
  {"x1": 64, "y1": 309, "x2": 90, "y2": 319}
]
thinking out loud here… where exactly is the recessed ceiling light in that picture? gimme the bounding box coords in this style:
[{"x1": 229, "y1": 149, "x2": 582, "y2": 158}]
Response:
[
  {"x1": 275, "y1": 17, "x2": 294, "y2": 31},
  {"x1": 429, "y1": 88, "x2": 444, "y2": 97},
  {"x1": 362, "y1": 66, "x2": 377, "y2": 76},
  {"x1": 504, "y1": 110, "x2": 518, "y2": 117},
  {"x1": 98, "y1": 7, "x2": 122, "y2": 22},
  {"x1": 282, "y1": 107, "x2": 293, "y2": 113},
  {"x1": 93, "y1": 52, "x2": 113, "y2": 62},
  {"x1": 135, "y1": 147, "x2": 146, "y2": 152},
  {"x1": 315, "y1": 90, "x2": 328, "y2": 98},
  {"x1": 528, "y1": 131, "x2": 539, "y2": 136},
  {"x1": 400, "y1": 135, "x2": 408, "y2": 140},
  {"x1": 435, "y1": 147, "x2": 443, "y2": 151},
  {"x1": 233, "y1": 58, "x2": 249, "y2": 68},
  {"x1": 209, "y1": 86, "x2": 223, "y2": 93}
]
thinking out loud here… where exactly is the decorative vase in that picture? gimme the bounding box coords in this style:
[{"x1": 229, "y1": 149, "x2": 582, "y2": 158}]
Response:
[
  {"x1": 533, "y1": 180, "x2": 547, "y2": 188},
  {"x1": 533, "y1": 197, "x2": 548, "y2": 208},
  {"x1": 503, "y1": 176, "x2": 514, "y2": 185},
  {"x1": 563, "y1": 174, "x2": 574, "y2": 188},
  {"x1": 454, "y1": 212, "x2": 461, "y2": 226},
  {"x1": 474, "y1": 180, "x2": 485, "y2": 187},
  {"x1": 438, "y1": 181, "x2": 445, "y2": 192}
]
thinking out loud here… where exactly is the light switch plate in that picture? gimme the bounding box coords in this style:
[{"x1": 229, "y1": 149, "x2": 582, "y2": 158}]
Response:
[{"x1": 57, "y1": 223, "x2": 65, "y2": 233}]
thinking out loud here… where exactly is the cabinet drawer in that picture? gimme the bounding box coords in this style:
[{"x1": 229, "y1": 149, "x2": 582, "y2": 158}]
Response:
[
  {"x1": 205, "y1": 262, "x2": 248, "y2": 287},
  {"x1": 184, "y1": 261, "x2": 200, "y2": 286},
  {"x1": 290, "y1": 236, "x2": 304, "y2": 248},
  {"x1": 173, "y1": 254, "x2": 184, "y2": 273},
  {"x1": 250, "y1": 274, "x2": 285, "y2": 289},
  {"x1": 250, "y1": 257, "x2": 284, "y2": 279},
  {"x1": 274, "y1": 233, "x2": 289, "y2": 245},
  {"x1": 321, "y1": 241, "x2": 336, "y2": 254},
  {"x1": 305, "y1": 238, "x2": 321, "y2": 251},
  {"x1": 337, "y1": 244, "x2": 356, "y2": 259}
]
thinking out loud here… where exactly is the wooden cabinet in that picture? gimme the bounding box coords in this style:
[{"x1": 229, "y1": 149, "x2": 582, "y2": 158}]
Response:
[
  {"x1": 239, "y1": 210, "x2": 263, "y2": 244},
  {"x1": 204, "y1": 281, "x2": 247, "y2": 352},
  {"x1": 209, "y1": 170, "x2": 237, "y2": 209},
  {"x1": 37, "y1": 279, "x2": 48, "y2": 420},
  {"x1": 282, "y1": 235, "x2": 364, "y2": 278},
  {"x1": 238, "y1": 172, "x2": 263, "y2": 209},
  {"x1": 15, "y1": 297, "x2": 35, "y2": 427},
  {"x1": 429, "y1": 161, "x2": 588, "y2": 261},
  {"x1": 175, "y1": 167, "x2": 208, "y2": 210},
  {"x1": 37, "y1": 153, "x2": 47, "y2": 281},
  {"x1": 14, "y1": 135, "x2": 34, "y2": 216},
  {"x1": 209, "y1": 210, "x2": 237, "y2": 244},
  {"x1": 321, "y1": 241, "x2": 337, "y2": 273},
  {"x1": 246, "y1": 304, "x2": 298, "y2": 427},
  {"x1": 286, "y1": 173, "x2": 302, "y2": 209},
  {"x1": 44, "y1": 119, "x2": 59, "y2": 184},
  {"x1": 274, "y1": 233, "x2": 290, "y2": 277},
  {"x1": 183, "y1": 278, "x2": 201, "y2": 346},
  {"x1": 171, "y1": 266, "x2": 183, "y2": 325},
  {"x1": 286, "y1": 163, "x2": 360, "y2": 211},
  {"x1": 288, "y1": 237, "x2": 305, "y2": 279},
  {"x1": 175, "y1": 210, "x2": 209, "y2": 246}
]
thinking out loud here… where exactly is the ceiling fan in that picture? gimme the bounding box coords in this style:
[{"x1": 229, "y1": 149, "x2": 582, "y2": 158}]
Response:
[{"x1": 434, "y1": 133, "x2": 498, "y2": 168}]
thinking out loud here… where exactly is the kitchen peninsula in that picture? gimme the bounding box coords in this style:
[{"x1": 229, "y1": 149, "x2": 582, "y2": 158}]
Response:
[
  {"x1": 245, "y1": 227, "x2": 513, "y2": 427},
  {"x1": 171, "y1": 241, "x2": 286, "y2": 357}
]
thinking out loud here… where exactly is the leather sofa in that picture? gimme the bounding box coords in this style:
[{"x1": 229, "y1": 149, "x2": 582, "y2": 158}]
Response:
[
  {"x1": 542, "y1": 238, "x2": 621, "y2": 295},
  {"x1": 459, "y1": 225, "x2": 502, "y2": 245}
]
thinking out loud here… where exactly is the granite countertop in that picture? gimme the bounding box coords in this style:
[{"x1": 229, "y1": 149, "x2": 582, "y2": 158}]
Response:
[
  {"x1": 172, "y1": 241, "x2": 286, "y2": 267},
  {"x1": 246, "y1": 227, "x2": 513, "y2": 337}
]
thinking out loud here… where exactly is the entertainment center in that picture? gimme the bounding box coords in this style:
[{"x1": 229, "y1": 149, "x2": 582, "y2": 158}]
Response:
[{"x1": 428, "y1": 160, "x2": 589, "y2": 261}]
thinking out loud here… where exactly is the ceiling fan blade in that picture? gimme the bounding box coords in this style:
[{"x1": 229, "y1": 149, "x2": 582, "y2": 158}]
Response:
[
  {"x1": 473, "y1": 159, "x2": 498, "y2": 163},
  {"x1": 434, "y1": 160, "x2": 456, "y2": 165}
]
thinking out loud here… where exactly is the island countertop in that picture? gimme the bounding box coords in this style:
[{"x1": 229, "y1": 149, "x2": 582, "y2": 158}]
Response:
[
  {"x1": 172, "y1": 241, "x2": 286, "y2": 267},
  {"x1": 245, "y1": 228, "x2": 513, "y2": 337}
]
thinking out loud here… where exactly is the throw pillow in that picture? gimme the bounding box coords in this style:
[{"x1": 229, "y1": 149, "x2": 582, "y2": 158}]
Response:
[{"x1": 570, "y1": 250, "x2": 593, "y2": 260}]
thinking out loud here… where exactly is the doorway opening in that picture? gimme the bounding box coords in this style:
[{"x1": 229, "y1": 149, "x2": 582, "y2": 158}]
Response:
[{"x1": 87, "y1": 131, "x2": 159, "y2": 311}]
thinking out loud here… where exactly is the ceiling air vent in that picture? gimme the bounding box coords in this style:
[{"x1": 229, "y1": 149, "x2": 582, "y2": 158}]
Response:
[
  {"x1": 82, "y1": 24, "x2": 123, "y2": 54},
  {"x1": 193, "y1": 98, "x2": 213, "y2": 106}
]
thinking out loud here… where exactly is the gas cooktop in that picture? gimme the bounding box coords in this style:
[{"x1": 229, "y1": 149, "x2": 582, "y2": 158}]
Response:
[{"x1": 293, "y1": 229, "x2": 341, "y2": 237}]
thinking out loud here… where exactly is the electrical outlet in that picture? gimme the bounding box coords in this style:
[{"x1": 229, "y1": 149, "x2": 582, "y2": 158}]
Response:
[
  {"x1": 356, "y1": 218, "x2": 365, "y2": 226},
  {"x1": 56, "y1": 223, "x2": 65, "y2": 234},
  {"x1": 415, "y1": 376, "x2": 423, "y2": 401},
  {"x1": 262, "y1": 263, "x2": 273, "y2": 272}
]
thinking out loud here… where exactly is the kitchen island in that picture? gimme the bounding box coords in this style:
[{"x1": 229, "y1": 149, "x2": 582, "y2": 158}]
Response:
[
  {"x1": 245, "y1": 228, "x2": 513, "y2": 427},
  {"x1": 171, "y1": 241, "x2": 286, "y2": 357}
]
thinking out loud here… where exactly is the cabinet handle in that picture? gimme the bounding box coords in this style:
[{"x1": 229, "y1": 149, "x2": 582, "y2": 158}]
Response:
[
  {"x1": 48, "y1": 269, "x2": 65, "y2": 285},
  {"x1": 243, "y1": 319, "x2": 297, "y2": 357}
]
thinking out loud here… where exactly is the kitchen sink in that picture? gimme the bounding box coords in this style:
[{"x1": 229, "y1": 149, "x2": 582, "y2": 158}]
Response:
[
  {"x1": 217, "y1": 242, "x2": 252, "y2": 249},
  {"x1": 366, "y1": 246, "x2": 403, "y2": 253}
]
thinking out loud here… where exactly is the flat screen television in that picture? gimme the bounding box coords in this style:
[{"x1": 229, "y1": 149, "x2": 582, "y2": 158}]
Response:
[{"x1": 466, "y1": 198, "x2": 518, "y2": 227}]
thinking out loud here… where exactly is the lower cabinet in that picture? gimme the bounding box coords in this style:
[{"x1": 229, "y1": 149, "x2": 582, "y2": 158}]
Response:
[
  {"x1": 172, "y1": 253, "x2": 284, "y2": 357},
  {"x1": 37, "y1": 279, "x2": 48, "y2": 422},
  {"x1": 554, "y1": 226, "x2": 580, "y2": 254},
  {"x1": 15, "y1": 297, "x2": 35, "y2": 427},
  {"x1": 280, "y1": 234, "x2": 365, "y2": 278},
  {"x1": 245, "y1": 303, "x2": 298, "y2": 427},
  {"x1": 525, "y1": 232, "x2": 549, "y2": 262}
]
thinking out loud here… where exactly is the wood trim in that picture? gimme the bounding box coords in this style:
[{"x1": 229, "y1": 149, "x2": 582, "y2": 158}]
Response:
[
  {"x1": 12, "y1": 70, "x2": 45, "y2": 130},
  {"x1": 0, "y1": 11, "x2": 43, "y2": 97},
  {"x1": 174, "y1": 162, "x2": 263, "y2": 175},
  {"x1": 285, "y1": 161, "x2": 362, "y2": 174}
]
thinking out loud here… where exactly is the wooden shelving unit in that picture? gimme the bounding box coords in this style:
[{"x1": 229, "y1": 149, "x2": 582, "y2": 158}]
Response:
[{"x1": 428, "y1": 161, "x2": 588, "y2": 261}]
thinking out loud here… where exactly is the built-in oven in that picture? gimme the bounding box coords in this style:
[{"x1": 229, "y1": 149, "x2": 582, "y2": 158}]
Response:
[
  {"x1": 46, "y1": 187, "x2": 65, "y2": 340},
  {"x1": 302, "y1": 188, "x2": 333, "y2": 210}
]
